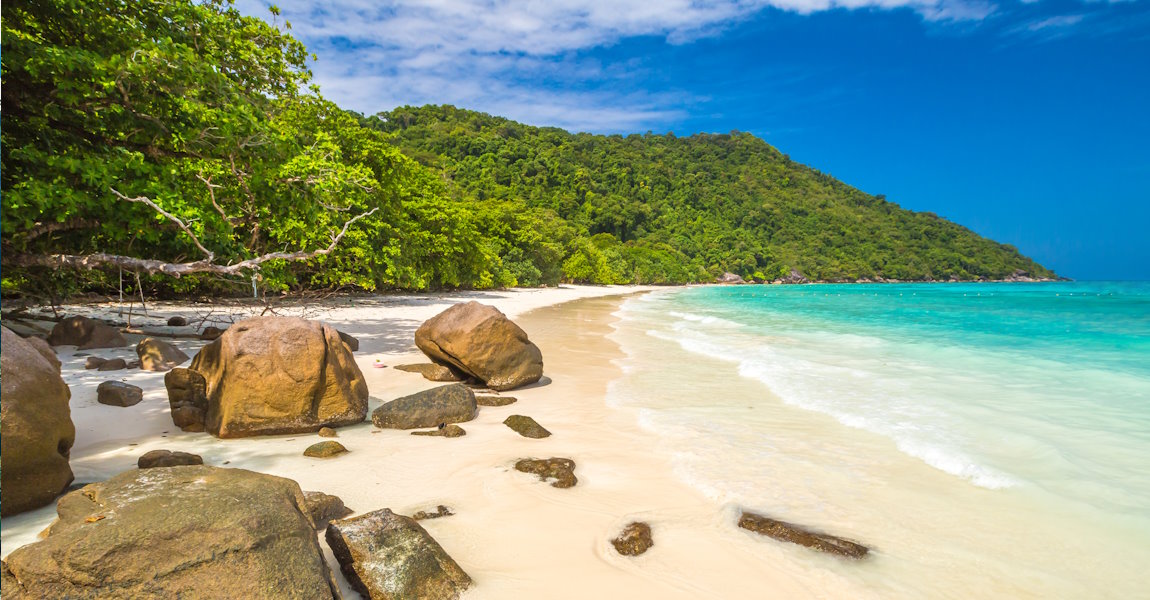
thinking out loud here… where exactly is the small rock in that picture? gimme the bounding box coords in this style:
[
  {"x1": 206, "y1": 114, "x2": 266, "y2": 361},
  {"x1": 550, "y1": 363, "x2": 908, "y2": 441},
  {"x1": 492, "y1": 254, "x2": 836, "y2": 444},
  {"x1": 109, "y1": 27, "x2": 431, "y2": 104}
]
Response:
[
  {"x1": 84, "y1": 356, "x2": 107, "y2": 370},
  {"x1": 371, "y1": 384, "x2": 477, "y2": 430},
  {"x1": 411, "y1": 424, "x2": 467, "y2": 438},
  {"x1": 96, "y1": 358, "x2": 127, "y2": 371},
  {"x1": 514, "y1": 457, "x2": 577, "y2": 488},
  {"x1": 412, "y1": 505, "x2": 454, "y2": 521},
  {"x1": 394, "y1": 363, "x2": 465, "y2": 382},
  {"x1": 303, "y1": 491, "x2": 353, "y2": 529},
  {"x1": 97, "y1": 381, "x2": 143, "y2": 407},
  {"x1": 503, "y1": 415, "x2": 551, "y2": 438},
  {"x1": 611, "y1": 522, "x2": 654, "y2": 556},
  {"x1": 137, "y1": 449, "x2": 203, "y2": 469},
  {"x1": 476, "y1": 395, "x2": 517, "y2": 407},
  {"x1": 303, "y1": 441, "x2": 348, "y2": 458},
  {"x1": 737, "y1": 511, "x2": 868, "y2": 559},
  {"x1": 199, "y1": 326, "x2": 224, "y2": 340},
  {"x1": 317, "y1": 427, "x2": 338, "y2": 438},
  {"x1": 166, "y1": 316, "x2": 188, "y2": 327},
  {"x1": 136, "y1": 337, "x2": 189, "y2": 372}
]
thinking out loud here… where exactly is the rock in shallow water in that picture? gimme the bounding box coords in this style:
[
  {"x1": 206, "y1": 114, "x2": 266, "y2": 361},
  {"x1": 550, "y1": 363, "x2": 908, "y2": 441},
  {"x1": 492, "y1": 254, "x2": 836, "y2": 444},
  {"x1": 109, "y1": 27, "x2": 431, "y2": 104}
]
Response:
[
  {"x1": 503, "y1": 414, "x2": 551, "y2": 438},
  {"x1": 371, "y1": 384, "x2": 476, "y2": 430},
  {"x1": 737, "y1": 511, "x2": 868, "y2": 559},
  {"x1": 97, "y1": 381, "x2": 143, "y2": 407},
  {"x1": 611, "y1": 522, "x2": 654, "y2": 556},
  {"x1": 137, "y1": 449, "x2": 203, "y2": 469},
  {"x1": 414, "y1": 301, "x2": 543, "y2": 391},
  {"x1": 326, "y1": 508, "x2": 471, "y2": 600},
  {"x1": 475, "y1": 395, "x2": 516, "y2": 407},
  {"x1": 304, "y1": 441, "x2": 348, "y2": 458},
  {"x1": 514, "y1": 457, "x2": 577, "y2": 488},
  {"x1": 411, "y1": 505, "x2": 454, "y2": 521}
]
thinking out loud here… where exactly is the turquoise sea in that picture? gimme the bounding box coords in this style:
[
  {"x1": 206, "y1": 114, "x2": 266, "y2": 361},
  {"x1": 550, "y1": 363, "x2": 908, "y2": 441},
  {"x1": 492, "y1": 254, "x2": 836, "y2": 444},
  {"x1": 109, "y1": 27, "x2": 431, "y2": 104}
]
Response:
[{"x1": 609, "y1": 282, "x2": 1150, "y2": 598}]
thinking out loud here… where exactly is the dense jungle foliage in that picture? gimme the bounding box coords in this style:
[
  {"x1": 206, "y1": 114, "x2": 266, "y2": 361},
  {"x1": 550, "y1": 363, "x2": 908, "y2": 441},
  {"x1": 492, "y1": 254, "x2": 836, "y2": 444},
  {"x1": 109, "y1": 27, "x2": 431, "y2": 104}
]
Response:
[{"x1": 0, "y1": 0, "x2": 1054, "y2": 301}]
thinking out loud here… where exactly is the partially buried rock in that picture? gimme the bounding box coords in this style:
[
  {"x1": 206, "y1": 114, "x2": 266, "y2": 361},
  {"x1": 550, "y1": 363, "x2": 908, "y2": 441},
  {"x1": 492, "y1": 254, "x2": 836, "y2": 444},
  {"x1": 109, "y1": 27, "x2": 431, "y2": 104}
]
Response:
[
  {"x1": 304, "y1": 441, "x2": 348, "y2": 458},
  {"x1": 97, "y1": 358, "x2": 127, "y2": 371},
  {"x1": 372, "y1": 384, "x2": 476, "y2": 430},
  {"x1": 97, "y1": 381, "x2": 143, "y2": 407},
  {"x1": 136, "y1": 337, "x2": 189, "y2": 372},
  {"x1": 476, "y1": 395, "x2": 516, "y2": 407},
  {"x1": 503, "y1": 415, "x2": 551, "y2": 438},
  {"x1": 303, "y1": 490, "x2": 353, "y2": 529},
  {"x1": 84, "y1": 356, "x2": 107, "y2": 370},
  {"x1": 394, "y1": 362, "x2": 465, "y2": 382},
  {"x1": 199, "y1": 326, "x2": 224, "y2": 340},
  {"x1": 167, "y1": 316, "x2": 188, "y2": 327},
  {"x1": 514, "y1": 457, "x2": 577, "y2": 489},
  {"x1": 411, "y1": 424, "x2": 466, "y2": 438},
  {"x1": 1, "y1": 327, "x2": 76, "y2": 517},
  {"x1": 165, "y1": 316, "x2": 368, "y2": 438},
  {"x1": 415, "y1": 301, "x2": 543, "y2": 391},
  {"x1": 0, "y1": 466, "x2": 340, "y2": 598},
  {"x1": 137, "y1": 449, "x2": 203, "y2": 469},
  {"x1": 737, "y1": 511, "x2": 868, "y2": 559},
  {"x1": 611, "y1": 522, "x2": 654, "y2": 557},
  {"x1": 24, "y1": 337, "x2": 60, "y2": 372},
  {"x1": 412, "y1": 505, "x2": 454, "y2": 521},
  {"x1": 317, "y1": 426, "x2": 338, "y2": 438},
  {"x1": 327, "y1": 508, "x2": 472, "y2": 600},
  {"x1": 46, "y1": 315, "x2": 129, "y2": 349}
]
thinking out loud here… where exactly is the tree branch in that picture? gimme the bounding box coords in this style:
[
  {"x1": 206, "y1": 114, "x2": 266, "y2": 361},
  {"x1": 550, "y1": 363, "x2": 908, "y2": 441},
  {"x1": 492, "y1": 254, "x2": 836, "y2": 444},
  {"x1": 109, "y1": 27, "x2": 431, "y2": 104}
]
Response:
[{"x1": 111, "y1": 188, "x2": 215, "y2": 261}]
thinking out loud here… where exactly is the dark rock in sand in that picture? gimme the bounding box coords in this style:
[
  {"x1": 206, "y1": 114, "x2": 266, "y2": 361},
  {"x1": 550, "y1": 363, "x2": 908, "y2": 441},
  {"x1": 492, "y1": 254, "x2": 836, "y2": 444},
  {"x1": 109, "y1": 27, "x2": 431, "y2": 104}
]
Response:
[
  {"x1": 137, "y1": 449, "x2": 203, "y2": 469},
  {"x1": 412, "y1": 505, "x2": 454, "y2": 521},
  {"x1": 1, "y1": 327, "x2": 75, "y2": 517},
  {"x1": 200, "y1": 326, "x2": 224, "y2": 340},
  {"x1": 338, "y1": 330, "x2": 359, "y2": 352},
  {"x1": 24, "y1": 336, "x2": 60, "y2": 372},
  {"x1": 326, "y1": 507, "x2": 472, "y2": 600},
  {"x1": 165, "y1": 316, "x2": 368, "y2": 438},
  {"x1": 47, "y1": 315, "x2": 129, "y2": 349},
  {"x1": 167, "y1": 316, "x2": 188, "y2": 327},
  {"x1": 303, "y1": 491, "x2": 353, "y2": 529},
  {"x1": 503, "y1": 415, "x2": 551, "y2": 438},
  {"x1": 476, "y1": 395, "x2": 517, "y2": 407},
  {"x1": 136, "y1": 337, "x2": 189, "y2": 372},
  {"x1": 394, "y1": 362, "x2": 465, "y2": 382},
  {"x1": 737, "y1": 511, "x2": 868, "y2": 559},
  {"x1": 84, "y1": 356, "x2": 106, "y2": 370},
  {"x1": 371, "y1": 384, "x2": 476, "y2": 430},
  {"x1": 304, "y1": 441, "x2": 349, "y2": 458},
  {"x1": 318, "y1": 426, "x2": 339, "y2": 438},
  {"x1": 411, "y1": 424, "x2": 467, "y2": 438},
  {"x1": 97, "y1": 381, "x2": 143, "y2": 407},
  {"x1": 514, "y1": 457, "x2": 577, "y2": 489},
  {"x1": 611, "y1": 522, "x2": 654, "y2": 556},
  {"x1": 0, "y1": 466, "x2": 339, "y2": 599},
  {"x1": 415, "y1": 301, "x2": 543, "y2": 391},
  {"x1": 96, "y1": 357, "x2": 128, "y2": 371}
]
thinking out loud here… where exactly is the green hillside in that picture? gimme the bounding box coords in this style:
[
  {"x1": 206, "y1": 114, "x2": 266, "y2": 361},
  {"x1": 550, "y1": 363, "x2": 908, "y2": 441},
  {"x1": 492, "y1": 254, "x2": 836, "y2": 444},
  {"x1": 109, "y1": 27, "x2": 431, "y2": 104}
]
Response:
[{"x1": 369, "y1": 105, "x2": 1055, "y2": 284}]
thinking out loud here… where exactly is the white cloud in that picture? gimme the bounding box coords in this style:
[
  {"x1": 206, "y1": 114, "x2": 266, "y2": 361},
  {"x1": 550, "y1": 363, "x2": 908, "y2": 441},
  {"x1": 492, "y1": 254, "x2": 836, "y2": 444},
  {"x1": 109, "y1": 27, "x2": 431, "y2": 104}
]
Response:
[
  {"x1": 1026, "y1": 14, "x2": 1086, "y2": 30},
  {"x1": 238, "y1": 0, "x2": 997, "y2": 132}
]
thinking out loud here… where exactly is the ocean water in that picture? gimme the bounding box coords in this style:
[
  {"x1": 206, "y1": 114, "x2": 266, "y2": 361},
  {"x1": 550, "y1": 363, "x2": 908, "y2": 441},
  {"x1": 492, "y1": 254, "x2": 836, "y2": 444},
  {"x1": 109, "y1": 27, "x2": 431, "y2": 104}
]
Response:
[{"x1": 608, "y1": 282, "x2": 1150, "y2": 598}]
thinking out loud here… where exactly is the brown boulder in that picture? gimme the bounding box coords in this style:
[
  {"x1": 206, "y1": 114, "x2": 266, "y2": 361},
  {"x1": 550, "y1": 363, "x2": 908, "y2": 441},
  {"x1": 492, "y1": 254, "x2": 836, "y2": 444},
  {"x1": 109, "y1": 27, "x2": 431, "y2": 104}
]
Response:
[
  {"x1": 327, "y1": 508, "x2": 471, "y2": 600},
  {"x1": 414, "y1": 301, "x2": 543, "y2": 391},
  {"x1": 304, "y1": 441, "x2": 349, "y2": 458},
  {"x1": 84, "y1": 356, "x2": 107, "y2": 370},
  {"x1": 0, "y1": 327, "x2": 76, "y2": 516},
  {"x1": 371, "y1": 384, "x2": 476, "y2": 430},
  {"x1": 24, "y1": 336, "x2": 60, "y2": 372},
  {"x1": 46, "y1": 315, "x2": 128, "y2": 349},
  {"x1": 97, "y1": 381, "x2": 144, "y2": 407},
  {"x1": 303, "y1": 491, "x2": 353, "y2": 529},
  {"x1": 394, "y1": 362, "x2": 466, "y2": 382},
  {"x1": 503, "y1": 415, "x2": 551, "y2": 438},
  {"x1": 96, "y1": 357, "x2": 128, "y2": 371},
  {"x1": 514, "y1": 457, "x2": 577, "y2": 489},
  {"x1": 737, "y1": 511, "x2": 869, "y2": 559},
  {"x1": 0, "y1": 466, "x2": 340, "y2": 599},
  {"x1": 164, "y1": 316, "x2": 368, "y2": 438},
  {"x1": 611, "y1": 522, "x2": 654, "y2": 556},
  {"x1": 136, "y1": 337, "x2": 190, "y2": 371},
  {"x1": 137, "y1": 449, "x2": 203, "y2": 468},
  {"x1": 167, "y1": 316, "x2": 188, "y2": 326}
]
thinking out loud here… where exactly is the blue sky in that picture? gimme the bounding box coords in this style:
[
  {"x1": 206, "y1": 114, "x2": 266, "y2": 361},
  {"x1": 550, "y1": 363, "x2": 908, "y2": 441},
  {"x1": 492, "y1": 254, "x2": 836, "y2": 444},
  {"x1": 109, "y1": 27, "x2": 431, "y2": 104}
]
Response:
[{"x1": 243, "y1": 0, "x2": 1150, "y2": 279}]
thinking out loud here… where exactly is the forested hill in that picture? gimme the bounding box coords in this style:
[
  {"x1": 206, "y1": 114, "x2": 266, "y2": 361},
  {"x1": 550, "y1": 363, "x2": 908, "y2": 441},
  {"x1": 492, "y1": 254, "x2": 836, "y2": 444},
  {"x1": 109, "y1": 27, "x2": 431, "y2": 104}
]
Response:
[{"x1": 368, "y1": 105, "x2": 1055, "y2": 283}]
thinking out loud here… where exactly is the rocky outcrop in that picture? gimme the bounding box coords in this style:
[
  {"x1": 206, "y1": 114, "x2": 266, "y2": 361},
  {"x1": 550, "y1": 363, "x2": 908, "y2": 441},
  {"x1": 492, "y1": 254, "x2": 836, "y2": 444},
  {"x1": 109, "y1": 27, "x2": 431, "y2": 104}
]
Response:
[
  {"x1": 371, "y1": 384, "x2": 477, "y2": 430},
  {"x1": 476, "y1": 395, "x2": 517, "y2": 407},
  {"x1": 164, "y1": 316, "x2": 368, "y2": 438},
  {"x1": 611, "y1": 522, "x2": 654, "y2": 556},
  {"x1": 412, "y1": 505, "x2": 454, "y2": 521},
  {"x1": 97, "y1": 381, "x2": 144, "y2": 407},
  {"x1": 304, "y1": 441, "x2": 349, "y2": 458},
  {"x1": 737, "y1": 511, "x2": 868, "y2": 559},
  {"x1": 0, "y1": 466, "x2": 339, "y2": 599},
  {"x1": 415, "y1": 301, "x2": 543, "y2": 391},
  {"x1": 411, "y1": 424, "x2": 467, "y2": 438},
  {"x1": 46, "y1": 315, "x2": 129, "y2": 349},
  {"x1": 326, "y1": 508, "x2": 472, "y2": 600},
  {"x1": 24, "y1": 336, "x2": 60, "y2": 372},
  {"x1": 137, "y1": 449, "x2": 203, "y2": 469},
  {"x1": 503, "y1": 415, "x2": 551, "y2": 438},
  {"x1": 136, "y1": 337, "x2": 189, "y2": 372},
  {"x1": 514, "y1": 457, "x2": 577, "y2": 489},
  {"x1": 780, "y1": 268, "x2": 809, "y2": 284},
  {"x1": 303, "y1": 491, "x2": 353, "y2": 529},
  {"x1": 394, "y1": 363, "x2": 465, "y2": 382},
  {"x1": 1, "y1": 327, "x2": 75, "y2": 516},
  {"x1": 716, "y1": 272, "x2": 745, "y2": 284}
]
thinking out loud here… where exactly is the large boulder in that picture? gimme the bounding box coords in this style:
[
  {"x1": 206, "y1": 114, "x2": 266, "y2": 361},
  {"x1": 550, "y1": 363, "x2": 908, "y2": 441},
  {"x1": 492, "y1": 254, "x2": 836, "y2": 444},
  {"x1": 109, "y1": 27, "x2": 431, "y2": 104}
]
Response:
[
  {"x1": 164, "y1": 316, "x2": 368, "y2": 438},
  {"x1": 46, "y1": 315, "x2": 128, "y2": 349},
  {"x1": 371, "y1": 384, "x2": 476, "y2": 430},
  {"x1": 326, "y1": 508, "x2": 471, "y2": 600},
  {"x1": 0, "y1": 327, "x2": 75, "y2": 517},
  {"x1": 414, "y1": 302, "x2": 543, "y2": 391},
  {"x1": 23, "y1": 336, "x2": 60, "y2": 372},
  {"x1": 737, "y1": 511, "x2": 868, "y2": 559},
  {"x1": 137, "y1": 337, "x2": 190, "y2": 372},
  {"x1": 96, "y1": 381, "x2": 144, "y2": 407},
  {"x1": 0, "y1": 466, "x2": 341, "y2": 599}
]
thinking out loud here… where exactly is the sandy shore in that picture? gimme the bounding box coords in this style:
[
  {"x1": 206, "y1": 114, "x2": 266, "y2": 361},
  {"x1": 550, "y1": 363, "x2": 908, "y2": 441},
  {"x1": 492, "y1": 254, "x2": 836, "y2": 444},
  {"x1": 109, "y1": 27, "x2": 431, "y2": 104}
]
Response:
[{"x1": 1, "y1": 284, "x2": 814, "y2": 598}]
